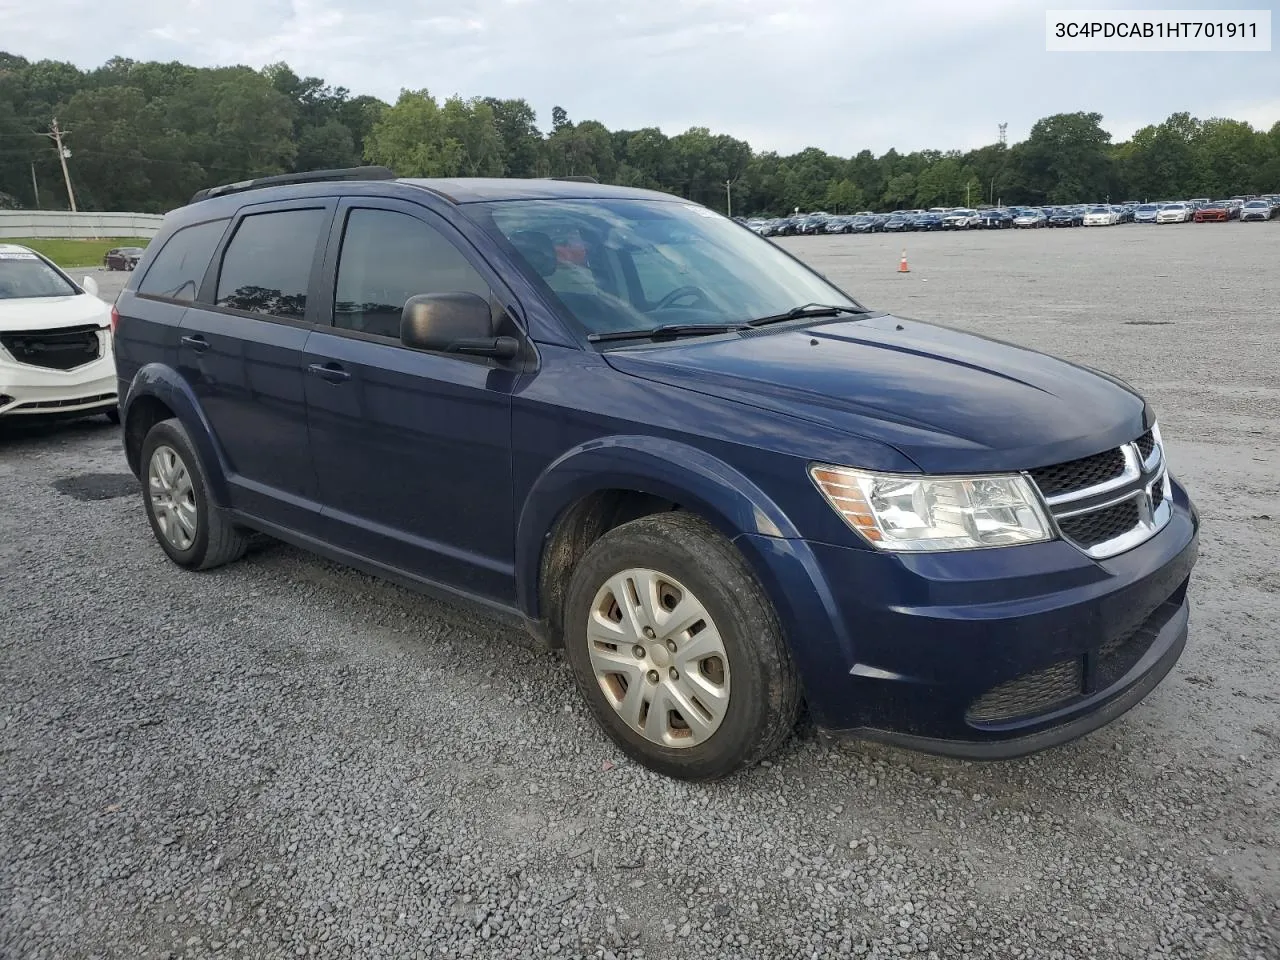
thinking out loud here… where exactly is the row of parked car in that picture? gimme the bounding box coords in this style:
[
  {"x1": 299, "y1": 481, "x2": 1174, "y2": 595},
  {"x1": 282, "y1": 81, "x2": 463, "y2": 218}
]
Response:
[{"x1": 744, "y1": 195, "x2": 1280, "y2": 236}]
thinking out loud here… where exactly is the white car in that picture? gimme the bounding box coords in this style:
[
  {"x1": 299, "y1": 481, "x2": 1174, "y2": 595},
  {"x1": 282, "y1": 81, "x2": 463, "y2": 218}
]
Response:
[
  {"x1": 0, "y1": 244, "x2": 117, "y2": 421},
  {"x1": 1240, "y1": 199, "x2": 1274, "y2": 222},
  {"x1": 1155, "y1": 203, "x2": 1190, "y2": 224},
  {"x1": 1082, "y1": 205, "x2": 1119, "y2": 226}
]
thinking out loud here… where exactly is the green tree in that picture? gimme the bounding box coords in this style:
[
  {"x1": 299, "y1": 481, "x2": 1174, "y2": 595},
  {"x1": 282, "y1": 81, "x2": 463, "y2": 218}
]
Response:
[
  {"x1": 824, "y1": 179, "x2": 864, "y2": 212},
  {"x1": 1192, "y1": 118, "x2": 1267, "y2": 196},
  {"x1": 482, "y1": 97, "x2": 542, "y2": 177},
  {"x1": 1014, "y1": 111, "x2": 1112, "y2": 203},
  {"x1": 913, "y1": 157, "x2": 967, "y2": 207},
  {"x1": 882, "y1": 172, "x2": 916, "y2": 209},
  {"x1": 622, "y1": 127, "x2": 672, "y2": 189},
  {"x1": 364, "y1": 89, "x2": 502, "y2": 177}
]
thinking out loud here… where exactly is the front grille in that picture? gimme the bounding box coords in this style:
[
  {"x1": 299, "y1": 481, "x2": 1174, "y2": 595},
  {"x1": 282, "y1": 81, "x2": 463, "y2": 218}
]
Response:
[
  {"x1": 1058, "y1": 499, "x2": 1141, "y2": 548},
  {"x1": 1134, "y1": 430, "x2": 1155, "y2": 460},
  {"x1": 0, "y1": 325, "x2": 102, "y2": 371},
  {"x1": 967, "y1": 658, "x2": 1084, "y2": 723},
  {"x1": 1029, "y1": 448, "x2": 1126, "y2": 498},
  {"x1": 1151, "y1": 482, "x2": 1165, "y2": 509}
]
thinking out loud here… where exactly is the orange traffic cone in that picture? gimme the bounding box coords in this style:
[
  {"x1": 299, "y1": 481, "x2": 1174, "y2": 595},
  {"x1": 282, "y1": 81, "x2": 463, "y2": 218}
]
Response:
[{"x1": 898, "y1": 249, "x2": 910, "y2": 273}]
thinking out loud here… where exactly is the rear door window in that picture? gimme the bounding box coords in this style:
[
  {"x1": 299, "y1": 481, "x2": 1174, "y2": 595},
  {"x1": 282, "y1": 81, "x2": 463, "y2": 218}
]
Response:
[
  {"x1": 215, "y1": 209, "x2": 328, "y2": 320},
  {"x1": 136, "y1": 219, "x2": 228, "y2": 302}
]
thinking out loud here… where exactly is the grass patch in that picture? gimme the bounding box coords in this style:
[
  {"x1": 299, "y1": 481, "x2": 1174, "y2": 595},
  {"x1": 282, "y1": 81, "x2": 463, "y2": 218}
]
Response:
[{"x1": 4, "y1": 237, "x2": 151, "y2": 269}]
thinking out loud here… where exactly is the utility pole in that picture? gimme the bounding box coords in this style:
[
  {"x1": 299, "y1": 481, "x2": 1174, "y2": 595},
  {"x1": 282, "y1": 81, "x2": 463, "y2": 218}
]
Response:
[
  {"x1": 45, "y1": 118, "x2": 77, "y2": 213},
  {"x1": 30, "y1": 162, "x2": 40, "y2": 209},
  {"x1": 725, "y1": 179, "x2": 733, "y2": 218}
]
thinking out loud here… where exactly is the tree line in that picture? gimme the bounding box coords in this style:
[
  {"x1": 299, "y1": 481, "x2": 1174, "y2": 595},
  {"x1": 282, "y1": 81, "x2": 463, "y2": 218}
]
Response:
[{"x1": 2, "y1": 52, "x2": 1278, "y2": 217}]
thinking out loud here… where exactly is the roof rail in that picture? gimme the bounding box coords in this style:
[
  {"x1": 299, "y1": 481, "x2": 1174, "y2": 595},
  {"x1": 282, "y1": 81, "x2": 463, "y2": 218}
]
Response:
[
  {"x1": 189, "y1": 166, "x2": 397, "y2": 205},
  {"x1": 547, "y1": 175, "x2": 598, "y2": 184}
]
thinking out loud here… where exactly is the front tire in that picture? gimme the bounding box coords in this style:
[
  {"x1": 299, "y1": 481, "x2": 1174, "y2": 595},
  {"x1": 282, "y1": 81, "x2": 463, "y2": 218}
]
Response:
[
  {"x1": 562, "y1": 513, "x2": 801, "y2": 781},
  {"x1": 140, "y1": 418, "x2": 248, "y2": 571}
]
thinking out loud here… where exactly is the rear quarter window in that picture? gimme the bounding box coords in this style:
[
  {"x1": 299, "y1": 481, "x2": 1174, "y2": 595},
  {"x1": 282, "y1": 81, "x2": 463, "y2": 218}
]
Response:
[{"x1": 136, "y1": 219, "x2": 229, "y2": 302}]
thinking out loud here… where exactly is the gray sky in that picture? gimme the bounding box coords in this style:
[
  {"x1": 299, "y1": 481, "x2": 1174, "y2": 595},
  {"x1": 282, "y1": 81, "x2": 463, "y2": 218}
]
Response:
[{"x1": 7, "y1": 0, "x2": 1278, "y2": 154}]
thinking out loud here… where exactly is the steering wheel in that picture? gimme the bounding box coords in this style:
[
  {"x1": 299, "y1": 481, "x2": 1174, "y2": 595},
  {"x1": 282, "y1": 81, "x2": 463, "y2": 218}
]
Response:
[{"x1": 652, "y1": 285, "x2": 712, "y2": 311}]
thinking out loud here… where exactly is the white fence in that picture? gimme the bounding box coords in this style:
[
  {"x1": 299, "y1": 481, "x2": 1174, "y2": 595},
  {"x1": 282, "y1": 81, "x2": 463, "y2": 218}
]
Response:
[{"x1": 0, "y1": 210, "x2": 165, "y2": 239}]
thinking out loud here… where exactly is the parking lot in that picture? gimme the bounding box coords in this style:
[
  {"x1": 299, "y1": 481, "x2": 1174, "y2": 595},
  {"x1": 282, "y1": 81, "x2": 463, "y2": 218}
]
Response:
[{"x1": 2, "y1": 224, "x2": 1278, "y2": 959}]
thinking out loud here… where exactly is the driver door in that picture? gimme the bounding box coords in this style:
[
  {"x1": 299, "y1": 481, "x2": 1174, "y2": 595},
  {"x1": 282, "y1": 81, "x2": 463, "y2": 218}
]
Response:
[{"x1": 302, "y1": 198, "x2": 519, "y2": 603}]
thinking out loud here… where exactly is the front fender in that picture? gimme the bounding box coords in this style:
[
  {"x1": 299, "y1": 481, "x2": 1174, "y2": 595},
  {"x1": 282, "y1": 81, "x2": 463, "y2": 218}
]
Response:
[
  {"x1": 123, "y1": 363, "x2": 232, "y2": 507},
  {"x1": 515, "y1": 435, "x2": 801, "y2": 617}
]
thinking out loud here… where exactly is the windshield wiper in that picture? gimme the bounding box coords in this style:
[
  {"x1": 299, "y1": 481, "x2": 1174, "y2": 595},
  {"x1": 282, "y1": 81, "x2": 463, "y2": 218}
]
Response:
[
  {"x1": 745, "y1": 303, "x2": 870, "y2": 327},
  {"x1": 586, "y1": 304, "x2": 869, "y2": 343},
  {"x1": 587, "y1": 323, "x2": 747, "y2": 343}
]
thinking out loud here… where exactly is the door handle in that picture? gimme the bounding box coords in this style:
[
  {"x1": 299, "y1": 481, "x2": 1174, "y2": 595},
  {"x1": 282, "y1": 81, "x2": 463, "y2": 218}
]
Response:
[
  {"x1": 180, "y1": 335, "x2": 210, "y2": 353},
  {"x1": 307, "y1": 362, "x2": 351, "y2": 383}
]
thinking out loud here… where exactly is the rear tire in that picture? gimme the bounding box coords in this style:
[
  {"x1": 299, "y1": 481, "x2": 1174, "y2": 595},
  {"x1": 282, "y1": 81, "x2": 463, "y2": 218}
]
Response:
[
  {"x1": 140, "y1": 418, "x2": 247, "y2": 571},
  {"x1": 562, "y1": 513, "x2": 800, "y2": 781}
]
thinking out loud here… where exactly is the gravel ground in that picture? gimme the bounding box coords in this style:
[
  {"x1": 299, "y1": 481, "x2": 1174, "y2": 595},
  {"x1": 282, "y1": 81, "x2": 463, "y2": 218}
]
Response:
[{"x1": 2, "y1": 224, "x2": 1278, "y2": 960}]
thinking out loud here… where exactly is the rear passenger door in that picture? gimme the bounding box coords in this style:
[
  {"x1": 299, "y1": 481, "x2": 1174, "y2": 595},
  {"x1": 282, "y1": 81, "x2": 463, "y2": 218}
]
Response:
[
  {"x1": 303, "y1": 198, "x2": 518, "y2": 603},
  {"x1": 178, "y1": 199, "x2": 334, "y2": 533}
]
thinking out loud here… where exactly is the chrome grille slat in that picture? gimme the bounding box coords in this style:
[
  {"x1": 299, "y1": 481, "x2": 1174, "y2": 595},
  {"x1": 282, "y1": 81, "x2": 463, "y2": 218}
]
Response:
[{"x1": 1028, "y1": 429, "x2": 1171, "y2": 560}]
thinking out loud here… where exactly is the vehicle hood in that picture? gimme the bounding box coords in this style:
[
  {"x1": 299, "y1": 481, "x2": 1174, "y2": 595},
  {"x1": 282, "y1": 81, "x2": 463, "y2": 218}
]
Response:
[
  {"x1": 603, "y1": 314, "x2": 1148, "y2": 474},
  {"x1": 0, "y1": 293, "x2": 110, "y2": 332}
]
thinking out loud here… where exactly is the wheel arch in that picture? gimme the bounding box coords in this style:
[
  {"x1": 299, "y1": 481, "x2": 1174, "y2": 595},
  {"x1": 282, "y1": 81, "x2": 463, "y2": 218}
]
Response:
[
  {"x1": 516, "y1": 436, "x2": 800, "y2": 647},
  {"x1": 122, "y1": 363, "x2": 232, "y2": 506}
]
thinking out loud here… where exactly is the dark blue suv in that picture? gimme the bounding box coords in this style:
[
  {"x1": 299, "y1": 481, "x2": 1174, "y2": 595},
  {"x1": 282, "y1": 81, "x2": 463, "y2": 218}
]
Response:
[{"x1": 113, "y1": 168, "x2": 1199, "y2": 781}]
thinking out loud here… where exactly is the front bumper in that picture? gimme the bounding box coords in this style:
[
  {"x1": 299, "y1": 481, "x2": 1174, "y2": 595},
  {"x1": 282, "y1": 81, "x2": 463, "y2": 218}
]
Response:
[
  {"x1": 0, "y1": 344, "x2": 117, "y2": 417},
  {"x1": 736, "y1": 480, "x2": 1199, "y2": 758}
]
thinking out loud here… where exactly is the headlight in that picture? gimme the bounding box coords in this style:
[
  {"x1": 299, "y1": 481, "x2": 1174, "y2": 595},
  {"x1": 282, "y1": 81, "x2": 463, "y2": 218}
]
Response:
[{"x1": 809, "y1": 465, "x2": 1053, "y2": 552}]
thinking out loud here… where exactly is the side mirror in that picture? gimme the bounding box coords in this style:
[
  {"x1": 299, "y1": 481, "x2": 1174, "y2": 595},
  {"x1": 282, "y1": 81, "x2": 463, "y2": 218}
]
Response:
[
  {"x1": 82, "y1": 276, "x2": 100, "y2": 298},
  {"x1": 400, "y1": 292, "x2": 519, "y2": 360}
]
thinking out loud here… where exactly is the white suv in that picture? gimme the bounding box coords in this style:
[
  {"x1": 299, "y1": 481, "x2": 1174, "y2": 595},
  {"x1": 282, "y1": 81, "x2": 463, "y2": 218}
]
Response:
[{"x1": 0, "y1": 244, "x2": 117, "y2": 421}]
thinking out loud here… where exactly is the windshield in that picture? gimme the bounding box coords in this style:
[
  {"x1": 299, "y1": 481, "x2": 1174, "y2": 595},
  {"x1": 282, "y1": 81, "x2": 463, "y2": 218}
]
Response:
[
  {"x1": 1138, "y1": 205, "x2": 1158, "y2": 211},
  {"x1": 1088, "y1": 206, "x2": 1108, "y2": 213},
  {"x1": 1245, "y1": 200, "x2": 1268, "y2": 207},
  {"x1": 474, "y1": 198, "x2": 859, "y2": 338},
  {"x1": 1165, "y1": 204, "x2": 1186, "y2": 210},
  {"x1": 951, "y1": 210, "x2": 975, "y2": 217},
  {"x1": 0, "y1": 251, "x2": 77, "y2": 300}
]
